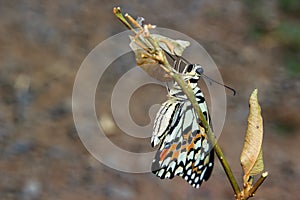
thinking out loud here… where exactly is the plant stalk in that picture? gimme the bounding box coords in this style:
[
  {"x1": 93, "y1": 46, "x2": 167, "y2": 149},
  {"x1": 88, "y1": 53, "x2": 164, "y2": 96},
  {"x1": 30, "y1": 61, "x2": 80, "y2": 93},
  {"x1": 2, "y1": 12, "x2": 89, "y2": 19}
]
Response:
[
  {"x1": 247, "y1": 172, "x2": 268, "y2": 198},
  {"x1": 113, "y1": 6, "x2": 241, "y2": 197}
]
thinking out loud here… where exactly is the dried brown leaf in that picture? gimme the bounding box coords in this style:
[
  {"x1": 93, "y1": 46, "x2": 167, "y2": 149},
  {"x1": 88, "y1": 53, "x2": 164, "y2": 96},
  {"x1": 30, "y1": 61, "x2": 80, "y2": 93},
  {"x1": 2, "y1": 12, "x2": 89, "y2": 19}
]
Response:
[
  {"x1": 240, "y1": 89, "x2": 264, "y2": 183},
  {"x1": 151, "y1": 34, "x2": 190, "y2": 56},
  {"x1": 250, "y1": 148, "x2": 264, "y2": 176},
  {"x1": 131, "y1": 48, "x2": 172, "y2": 81},
  {"x1": 129, "y1": 34, "x2": 190, "y2": 81}
]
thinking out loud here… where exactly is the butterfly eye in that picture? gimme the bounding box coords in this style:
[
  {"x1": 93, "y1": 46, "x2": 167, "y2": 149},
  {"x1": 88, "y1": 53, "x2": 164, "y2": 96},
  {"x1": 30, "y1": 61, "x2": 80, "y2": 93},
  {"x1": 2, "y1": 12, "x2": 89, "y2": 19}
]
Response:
[{"x1": 196, "y1": 67, "x2": 204, "y2": 75}]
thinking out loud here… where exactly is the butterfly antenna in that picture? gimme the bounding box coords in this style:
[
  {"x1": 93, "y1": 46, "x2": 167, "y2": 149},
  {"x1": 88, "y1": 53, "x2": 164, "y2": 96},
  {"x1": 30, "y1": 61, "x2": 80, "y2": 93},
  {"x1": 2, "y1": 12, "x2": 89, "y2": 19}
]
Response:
[
  {"x1": 202, "y1": 74, "x2": 236, "y2": 96},
  {"x1": 162, "y1": 49, "x2": 236, "y2": 95}
]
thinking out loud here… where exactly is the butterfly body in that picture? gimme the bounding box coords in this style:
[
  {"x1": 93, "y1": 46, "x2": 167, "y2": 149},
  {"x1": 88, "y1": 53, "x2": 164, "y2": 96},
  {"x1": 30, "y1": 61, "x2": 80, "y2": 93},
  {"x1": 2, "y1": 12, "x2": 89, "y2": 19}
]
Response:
[{"x1": 151, "y1": 64, "x2": 214, "y2": 188}]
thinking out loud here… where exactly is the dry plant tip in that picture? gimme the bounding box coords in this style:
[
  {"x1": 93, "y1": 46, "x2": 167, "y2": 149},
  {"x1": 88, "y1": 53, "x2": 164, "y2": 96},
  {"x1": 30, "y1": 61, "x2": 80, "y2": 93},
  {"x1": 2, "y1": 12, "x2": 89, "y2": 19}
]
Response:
[
  {"x1": 113, "y1": 7, "x2": 121, "y2": 14},
  {"x1": 125, "y1": 14, "x2": 142, "y2": 29},
  {"x1": 262, "y1": 171, "x2": 268, "y2": 177}
]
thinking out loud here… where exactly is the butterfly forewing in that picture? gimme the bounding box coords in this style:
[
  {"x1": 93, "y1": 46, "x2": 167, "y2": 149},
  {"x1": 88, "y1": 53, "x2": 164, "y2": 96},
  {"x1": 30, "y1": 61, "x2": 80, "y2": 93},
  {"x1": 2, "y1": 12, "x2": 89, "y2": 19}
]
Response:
[{"x1": 152, "y1": 99, "x2": 181, "y2": 147}]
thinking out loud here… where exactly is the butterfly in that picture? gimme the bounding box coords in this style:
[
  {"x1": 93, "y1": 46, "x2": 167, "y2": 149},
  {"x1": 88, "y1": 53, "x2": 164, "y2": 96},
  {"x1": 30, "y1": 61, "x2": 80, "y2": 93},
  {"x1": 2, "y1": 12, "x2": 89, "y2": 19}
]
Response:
[{"x1": 151, "y1": 57, "x2": 214, "y2": 188}]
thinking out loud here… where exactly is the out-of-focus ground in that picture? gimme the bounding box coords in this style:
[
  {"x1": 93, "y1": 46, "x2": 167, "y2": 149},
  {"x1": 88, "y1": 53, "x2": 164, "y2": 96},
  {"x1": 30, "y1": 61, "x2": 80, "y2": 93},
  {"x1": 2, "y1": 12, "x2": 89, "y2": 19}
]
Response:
[{"x1": 1, "y1": 0, "x2": 300, "y2": 200}]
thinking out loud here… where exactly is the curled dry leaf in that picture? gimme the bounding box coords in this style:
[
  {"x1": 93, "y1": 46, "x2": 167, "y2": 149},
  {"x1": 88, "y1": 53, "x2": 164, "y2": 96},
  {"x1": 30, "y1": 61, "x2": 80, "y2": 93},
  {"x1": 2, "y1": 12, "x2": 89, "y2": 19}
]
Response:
[
  {"x1": 134, "y1": 49, "x2": 172, "y2": 81},
  {"x1": 240, "y1": 89, "x2": 264, "y2": 183},
  {"x1": 151, "y1": 34, "x2": 190, "y2": 56},
  {"x1": 129, "y1": 34, "x2": 190, "y2": 81}
]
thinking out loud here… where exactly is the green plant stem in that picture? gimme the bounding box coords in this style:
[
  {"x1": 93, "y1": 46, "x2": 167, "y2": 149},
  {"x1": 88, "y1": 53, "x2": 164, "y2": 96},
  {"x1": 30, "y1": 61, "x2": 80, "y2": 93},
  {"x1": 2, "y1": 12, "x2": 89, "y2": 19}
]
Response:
[
  {"x1": 165, "y1": 65, "x2": 241, "y2": 197},
  {"x1": 113, "y1": 7, "x2": 241, "y2": 197}
]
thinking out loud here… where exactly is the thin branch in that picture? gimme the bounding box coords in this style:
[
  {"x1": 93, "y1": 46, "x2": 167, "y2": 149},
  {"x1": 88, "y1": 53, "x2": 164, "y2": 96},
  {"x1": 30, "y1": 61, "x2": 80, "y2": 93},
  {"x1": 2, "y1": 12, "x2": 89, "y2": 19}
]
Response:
[
  {"x1": 165, "y1": 65, "x2": 241, "y2": 197},
  {"x1": 247, "y1": 172, "x2": 268, "y2": 198},
  {"x1": 113, "y1": 6, "x2": 241, "y2": 197},
  {"x1": 113, "y1": 7, "x2": 136, "y2": 33}
]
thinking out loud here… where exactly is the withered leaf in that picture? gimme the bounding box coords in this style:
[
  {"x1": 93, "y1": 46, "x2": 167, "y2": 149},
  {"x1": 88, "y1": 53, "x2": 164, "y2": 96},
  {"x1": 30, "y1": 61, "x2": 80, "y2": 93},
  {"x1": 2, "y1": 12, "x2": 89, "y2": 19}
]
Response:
[
  {"x1": 240, "y1": 89, "x2": 264, "y2": 183},
  {"x1": 151, "y1": 34, "x2": 190, "y2": 56},
  {"x1": 250, "y1": 148, "x2": 263, "y2": 176},
  {"x1": 129, "y1": 34, "x2": 190, "y2": 81},
  {"x1": 130, "y1": 48, "x2": 172, "y2": 81}
]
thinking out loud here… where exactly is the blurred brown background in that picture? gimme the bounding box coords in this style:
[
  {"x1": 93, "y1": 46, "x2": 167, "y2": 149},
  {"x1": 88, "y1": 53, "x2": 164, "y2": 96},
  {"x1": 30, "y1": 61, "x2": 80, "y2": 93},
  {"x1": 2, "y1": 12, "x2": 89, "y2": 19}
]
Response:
[{"x1": 1, "y1": 0, "x2": 300, "y2": 199}]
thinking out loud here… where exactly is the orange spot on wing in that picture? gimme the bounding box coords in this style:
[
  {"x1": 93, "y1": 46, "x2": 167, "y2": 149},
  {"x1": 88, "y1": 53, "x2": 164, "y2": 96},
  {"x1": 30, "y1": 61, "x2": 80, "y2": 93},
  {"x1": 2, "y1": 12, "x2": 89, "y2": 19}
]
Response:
[
  {"x1": 160, "y1": 149, "x2": 169, "y2": 161},
  {"x1": 160, "y1": 143, "x2": 177, "y2": 161},
  {"x1": 192, "y1": 167, "x2": 199, "y2": 173},
  {"x1": 187, "y1": 142, "x2": 194, "y2": 152}
]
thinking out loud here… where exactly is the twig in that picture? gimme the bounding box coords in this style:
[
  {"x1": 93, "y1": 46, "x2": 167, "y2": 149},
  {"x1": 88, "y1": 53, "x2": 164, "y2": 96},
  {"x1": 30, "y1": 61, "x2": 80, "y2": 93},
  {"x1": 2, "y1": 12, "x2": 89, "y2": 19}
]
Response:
[
  {"x1": 113, "y1": 7, "x2": 136, "y2": 32},
  {"x1": 247, "y1": 172, "x2": 268, "y2": 198},
  {"x1": 113, "y1": 6, "x2": 241, "y2": 197},
  {"x1": 164, "y1": 64, "x2": 241, "y2": 197}
]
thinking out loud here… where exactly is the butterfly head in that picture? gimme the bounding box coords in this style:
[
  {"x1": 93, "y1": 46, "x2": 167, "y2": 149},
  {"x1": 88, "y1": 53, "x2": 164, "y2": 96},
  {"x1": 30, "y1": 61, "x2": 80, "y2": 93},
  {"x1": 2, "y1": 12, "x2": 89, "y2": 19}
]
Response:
[{"x1": 183, "y1": 64, "x2": 203, "y2": 81}]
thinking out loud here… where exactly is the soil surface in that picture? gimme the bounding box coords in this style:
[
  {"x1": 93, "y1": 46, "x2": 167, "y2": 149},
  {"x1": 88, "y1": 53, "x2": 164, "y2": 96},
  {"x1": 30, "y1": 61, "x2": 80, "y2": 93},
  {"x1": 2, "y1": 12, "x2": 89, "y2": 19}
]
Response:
[{"x1": 1, "y1": 1, "x2": 299, "y2": 200}]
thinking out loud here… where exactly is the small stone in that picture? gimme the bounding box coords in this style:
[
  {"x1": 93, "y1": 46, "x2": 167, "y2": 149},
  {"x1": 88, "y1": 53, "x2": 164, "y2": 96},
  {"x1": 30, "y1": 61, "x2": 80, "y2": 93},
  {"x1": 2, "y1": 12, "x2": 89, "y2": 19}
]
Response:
[
  {"x1": 3, "y1": 139, "x2": 34, "y2": 158},
  {"x1": 21, "y1": 179, "x2": 42, "y2": 200},
  {"x1": 48, "y1": 101, "x2": 70, "y2": 120},
  {"x1": 45, "y1": 145, "x2": 70, "y2": 159}
]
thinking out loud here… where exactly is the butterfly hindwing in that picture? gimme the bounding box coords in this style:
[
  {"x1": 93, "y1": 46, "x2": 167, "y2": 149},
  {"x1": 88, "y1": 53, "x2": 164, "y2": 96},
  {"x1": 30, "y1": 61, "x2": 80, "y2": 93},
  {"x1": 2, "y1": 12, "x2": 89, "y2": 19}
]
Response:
[{"x1": 152, "y1": 98, "x2": 214, "y2": 188}]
